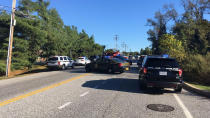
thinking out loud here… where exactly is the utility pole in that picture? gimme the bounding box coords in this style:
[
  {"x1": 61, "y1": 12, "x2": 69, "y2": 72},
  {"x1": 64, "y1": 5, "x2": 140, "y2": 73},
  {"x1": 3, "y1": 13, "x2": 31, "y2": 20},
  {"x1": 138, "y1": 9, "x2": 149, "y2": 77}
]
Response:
[
  {"x1": 114, "y1": 35, "x2": 119, "y2": 51},
  {"x1": 125, "y1": 44, "x2": 127, "y2": 52},
  {"x1": 6, "y1": 0, "x2": 16, "y2": 77},
  {"x1": 121, "y1": 42, "x2": 127, "y2": 52}
]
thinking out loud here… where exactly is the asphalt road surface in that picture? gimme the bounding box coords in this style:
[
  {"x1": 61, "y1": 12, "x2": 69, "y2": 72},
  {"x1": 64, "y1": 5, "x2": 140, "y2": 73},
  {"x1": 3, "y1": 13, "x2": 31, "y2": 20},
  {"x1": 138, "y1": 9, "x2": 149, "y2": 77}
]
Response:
[{"x1": 0, "y1": 64, "x2": 209, "y2": 118}]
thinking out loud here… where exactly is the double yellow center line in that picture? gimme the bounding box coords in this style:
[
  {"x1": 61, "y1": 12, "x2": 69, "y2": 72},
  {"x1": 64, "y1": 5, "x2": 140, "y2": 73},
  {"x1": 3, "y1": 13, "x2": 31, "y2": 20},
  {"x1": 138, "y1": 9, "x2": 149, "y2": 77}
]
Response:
[{"x1": 0, "y1": 73, "x2": 90, "y2": 107}]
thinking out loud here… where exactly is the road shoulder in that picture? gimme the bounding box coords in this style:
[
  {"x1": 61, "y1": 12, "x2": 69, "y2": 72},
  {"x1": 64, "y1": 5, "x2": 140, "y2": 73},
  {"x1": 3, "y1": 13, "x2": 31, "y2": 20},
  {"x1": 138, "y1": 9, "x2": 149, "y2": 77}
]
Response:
[{"x1": 183, "y1": 82, "x2": 210, "y2": 98}]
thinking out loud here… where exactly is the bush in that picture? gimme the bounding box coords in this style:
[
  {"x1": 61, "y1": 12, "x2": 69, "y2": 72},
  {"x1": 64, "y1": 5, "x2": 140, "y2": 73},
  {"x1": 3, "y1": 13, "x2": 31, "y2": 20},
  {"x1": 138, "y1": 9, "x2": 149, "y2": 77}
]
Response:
[{"x1": 183, "y1": 53, "x2": 210, "y2": 85}]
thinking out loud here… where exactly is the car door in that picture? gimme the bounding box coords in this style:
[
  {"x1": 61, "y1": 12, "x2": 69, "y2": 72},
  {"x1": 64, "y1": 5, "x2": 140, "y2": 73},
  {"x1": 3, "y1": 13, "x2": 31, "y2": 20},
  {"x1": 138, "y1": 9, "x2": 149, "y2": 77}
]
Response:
[
  {"x1": 103, "y1": 59, "x2": 110, "y2": 71},
  {"x1": 98, "y1": 58, "x2": 109, "y2": 71},
  {"x1": 63, "y1": 56, "x2": 69, "y2": 67},
  {"x1": 96, "y1": 58, "x2": 105, "y2": 71},
  {"x1": 93, "y1": 59, "x2": 102, "y2": 70},
  {"x1": 67, "y1": 57, "x2": 72, "y2": 67},
  {"x1": 60, "y1": 57, "x2": 64, "y2": 65}
]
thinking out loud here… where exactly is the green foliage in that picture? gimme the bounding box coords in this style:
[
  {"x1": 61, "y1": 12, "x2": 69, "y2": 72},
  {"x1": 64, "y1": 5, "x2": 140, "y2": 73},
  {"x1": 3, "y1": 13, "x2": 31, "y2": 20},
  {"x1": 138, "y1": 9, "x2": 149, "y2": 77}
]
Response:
[
  {"x1": 0, "y1": 60, "x2": 6, "y2": 75},
  {"x1": 12, "y1": 38, "x2": 30, "y2": 69},
  {"x1": 183, "y1": 53, "x2": 210, "y2": 85},
  {"x1": 147, "y1": 0, "x2": 210, "y2": 55},
  {"x1": 0, "y1": 0, "x2": 104, "y2": 75},
  {"x1": 147, "y1": 0, "x2": 210, "y2": 85},
  {"x1": 104, "y1": 49, "x2": 115, "y2": 54},
  {"x1": 158, "y1": 34, "x2": 186, "y2": 62},
  {"x1": 140, "y1": 47, "x2": 152, "y2": 55}
]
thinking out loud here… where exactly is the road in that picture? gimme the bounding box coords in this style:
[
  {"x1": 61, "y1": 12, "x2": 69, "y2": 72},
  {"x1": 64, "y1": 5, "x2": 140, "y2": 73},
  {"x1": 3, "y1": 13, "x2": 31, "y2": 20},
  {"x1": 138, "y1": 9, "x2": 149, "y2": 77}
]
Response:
[{"x1": 0, "y1": 64, "x2": 209, "y2": 118}]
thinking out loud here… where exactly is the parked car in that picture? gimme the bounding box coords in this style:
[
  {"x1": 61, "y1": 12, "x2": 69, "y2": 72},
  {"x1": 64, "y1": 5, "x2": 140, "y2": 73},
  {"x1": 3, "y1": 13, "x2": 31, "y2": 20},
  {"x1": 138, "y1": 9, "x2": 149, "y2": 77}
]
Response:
[
  {"x1": 47, "y1": 56, "x2": 75, "y2": 70},
  {"x1": 75, "y1": 57, "x2": 91, "y2": 66},
  {"x1": 85, "y1": 57, "x2": 129, "y2": 73},
  {"x1": 138, "y1": 56, "x2": 183, "y2": 92}
]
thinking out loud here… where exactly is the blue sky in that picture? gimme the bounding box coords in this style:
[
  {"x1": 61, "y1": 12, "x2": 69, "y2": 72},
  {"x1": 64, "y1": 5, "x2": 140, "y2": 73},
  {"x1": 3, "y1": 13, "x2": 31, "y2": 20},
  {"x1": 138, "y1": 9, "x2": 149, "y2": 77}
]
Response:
[
  {"x1": 2, "y1": 0, "x2": 205, "y2": 52},
  {"x1": 48, "y1": 0, "x2": 183, "y2": 52}
]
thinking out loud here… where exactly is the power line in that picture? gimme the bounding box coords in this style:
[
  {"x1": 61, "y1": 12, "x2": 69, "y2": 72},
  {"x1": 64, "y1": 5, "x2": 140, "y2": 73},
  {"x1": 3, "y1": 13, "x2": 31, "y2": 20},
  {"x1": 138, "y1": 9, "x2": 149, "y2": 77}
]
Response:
[{"x1": 121, "y1": 42, "x2": 128, "y2": 52}]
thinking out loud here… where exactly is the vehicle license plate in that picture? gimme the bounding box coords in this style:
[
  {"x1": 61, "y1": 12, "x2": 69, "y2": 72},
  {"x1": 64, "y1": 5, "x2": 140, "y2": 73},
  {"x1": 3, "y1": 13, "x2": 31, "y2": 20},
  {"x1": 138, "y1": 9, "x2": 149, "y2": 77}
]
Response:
[
  {"x1": 159, "y1": 71, "x2": 167, "y2": 76},
  {"x1": 125, "y1": 67, "x2": 129, "y2": 71}
]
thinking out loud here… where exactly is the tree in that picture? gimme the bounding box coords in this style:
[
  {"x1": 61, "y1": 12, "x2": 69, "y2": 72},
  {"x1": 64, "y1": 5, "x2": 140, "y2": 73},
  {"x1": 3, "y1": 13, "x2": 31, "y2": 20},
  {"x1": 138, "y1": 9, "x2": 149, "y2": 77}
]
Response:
[
  {"x1": 104, "y1": 49, "x2": 115, "y2": 55},
  {"x1": 0, "y1": 0, "x2": 104, "y2": 74},
  {"x1": 173, "y1": 0, "x2": 210, "y2": 55},
  {"x1": 147, "y1": 4, "x2": 178, "y2": 54},
  {"x1": 140, "y1": 47, "x2": 152, "y2": 55},
  {"x1": 158, "y1": 34, "x2": 186, "y2": 62}
]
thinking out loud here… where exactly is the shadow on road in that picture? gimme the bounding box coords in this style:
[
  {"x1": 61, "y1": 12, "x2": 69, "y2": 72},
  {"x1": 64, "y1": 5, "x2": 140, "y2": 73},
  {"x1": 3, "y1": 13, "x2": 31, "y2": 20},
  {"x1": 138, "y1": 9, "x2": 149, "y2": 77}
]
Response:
[
  {"x1": 82, "y1": 78, "x2": 177, "y2": 95},
  {"x1": 69, "y1": 66, "x2": 140, "y2": 75},
  {"x1": 69, "y1": 66, "x2": 122, "y2": 75}
]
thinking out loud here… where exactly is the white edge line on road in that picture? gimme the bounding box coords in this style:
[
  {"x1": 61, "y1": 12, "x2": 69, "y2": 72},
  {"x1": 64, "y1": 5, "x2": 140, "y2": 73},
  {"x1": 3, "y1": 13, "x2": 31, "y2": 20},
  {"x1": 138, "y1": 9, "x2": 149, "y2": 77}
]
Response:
[
  {"x1": 80, "y1": 91, "x2": 89, "y2": 97},
  {"x1": 173, "y1": 94, "x2": 193, "y2": 118},
  {"x1": 58, "y1": 102, "x2": 72, "y2": 110}
]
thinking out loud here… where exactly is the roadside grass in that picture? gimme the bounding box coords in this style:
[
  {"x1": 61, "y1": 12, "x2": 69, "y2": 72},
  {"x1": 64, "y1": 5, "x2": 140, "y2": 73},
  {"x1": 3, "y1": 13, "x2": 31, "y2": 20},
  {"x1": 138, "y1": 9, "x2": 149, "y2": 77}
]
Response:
[
  {"x1": 0, "y1": 65, "x2": 48, "y2": 80},
  {"x1": 188, "y1": 83, "x2": 210, "y2": 92}
]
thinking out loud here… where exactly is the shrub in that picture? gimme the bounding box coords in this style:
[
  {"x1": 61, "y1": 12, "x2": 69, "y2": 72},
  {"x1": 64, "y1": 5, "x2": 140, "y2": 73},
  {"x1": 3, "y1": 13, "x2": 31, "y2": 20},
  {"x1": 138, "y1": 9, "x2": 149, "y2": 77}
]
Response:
[{"x1": 183, "y1": 53, "x2": 210, "y2": 85}]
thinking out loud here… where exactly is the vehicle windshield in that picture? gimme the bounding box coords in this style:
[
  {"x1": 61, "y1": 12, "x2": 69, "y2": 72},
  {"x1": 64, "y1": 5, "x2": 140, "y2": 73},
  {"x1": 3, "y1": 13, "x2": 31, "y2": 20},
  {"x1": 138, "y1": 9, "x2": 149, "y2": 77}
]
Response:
[
  {"x1": 48, "y1": 57, "x2": 58, "y2": 61},
  {"x1": 145, "y1": 58, "x2": 179, "y2": 68}
]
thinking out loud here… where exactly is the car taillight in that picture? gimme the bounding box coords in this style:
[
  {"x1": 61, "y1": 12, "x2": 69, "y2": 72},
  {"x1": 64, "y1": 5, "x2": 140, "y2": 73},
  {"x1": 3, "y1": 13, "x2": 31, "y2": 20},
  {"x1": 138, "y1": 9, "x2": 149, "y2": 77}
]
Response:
[
  {"x1": 178, "y1": 69, "x2": 182, "y2": 76},
  {"x1": 81, "y1": 60, "x2": 84, "y2": 61},
  {"x1": 143, "y1": 68, "x2": 147, "y2": 74},
  {"x1": 118, "y1": 63, "x2": 123, "y2": 67},
  {"x1": 58, "y1": 61, "x2": 60, "y2": 65}
]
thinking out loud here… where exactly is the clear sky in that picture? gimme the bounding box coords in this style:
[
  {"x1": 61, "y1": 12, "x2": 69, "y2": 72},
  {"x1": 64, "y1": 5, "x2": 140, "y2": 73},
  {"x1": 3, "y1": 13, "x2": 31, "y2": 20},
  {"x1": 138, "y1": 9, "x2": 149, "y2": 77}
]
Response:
[
  {"x1": 0, "y1": 0, "x2": 194, "y2": 52},
  {"x1": 49, "y1": 0, "x2": 183, "y2": 52}
]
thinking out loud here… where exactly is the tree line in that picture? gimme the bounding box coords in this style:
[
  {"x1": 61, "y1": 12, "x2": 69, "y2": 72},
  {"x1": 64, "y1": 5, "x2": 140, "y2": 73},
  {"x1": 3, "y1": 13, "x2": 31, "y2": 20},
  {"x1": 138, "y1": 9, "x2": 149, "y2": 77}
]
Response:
[
  {"x1": 141, "y1": 0, "x2": 210, "y2": 85},
  {"x1": 0, "y1": 0, "x2": 104, "y2": 74}
]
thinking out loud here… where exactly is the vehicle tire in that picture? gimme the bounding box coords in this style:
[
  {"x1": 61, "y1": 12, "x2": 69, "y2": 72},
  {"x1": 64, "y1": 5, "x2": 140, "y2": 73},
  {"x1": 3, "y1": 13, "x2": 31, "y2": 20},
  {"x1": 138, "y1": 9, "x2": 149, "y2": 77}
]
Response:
[
  {"x1": 85, "y1": 68, "x2": 91, "y2": 72},
  {"x1": 174, "y1": 86, "x2": 182, "y2": 93},
  {"x1": 62, "y1": 65, "x2": 66, "y2": 70},
  {"x1": 71, "y1": 64, "x2": 75, "y2": 69}
]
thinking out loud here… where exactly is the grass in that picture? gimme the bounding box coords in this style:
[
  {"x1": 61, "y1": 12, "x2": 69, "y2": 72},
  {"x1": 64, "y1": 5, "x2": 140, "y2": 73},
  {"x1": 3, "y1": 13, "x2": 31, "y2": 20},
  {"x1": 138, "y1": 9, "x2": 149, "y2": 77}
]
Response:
[
  {"x1": 0, "y1": 65, "x2": 48, "y2": 80},
  {"x1": 188, "y1": 83, "x2": 210, "y2": 92}
]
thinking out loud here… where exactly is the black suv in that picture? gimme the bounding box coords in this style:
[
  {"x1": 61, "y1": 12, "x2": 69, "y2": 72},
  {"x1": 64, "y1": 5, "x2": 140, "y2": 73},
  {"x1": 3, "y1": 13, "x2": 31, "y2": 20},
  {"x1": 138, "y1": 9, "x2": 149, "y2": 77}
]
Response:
[{"x1": 139, "y1": 56, "x2": 183, "y2": 92}]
